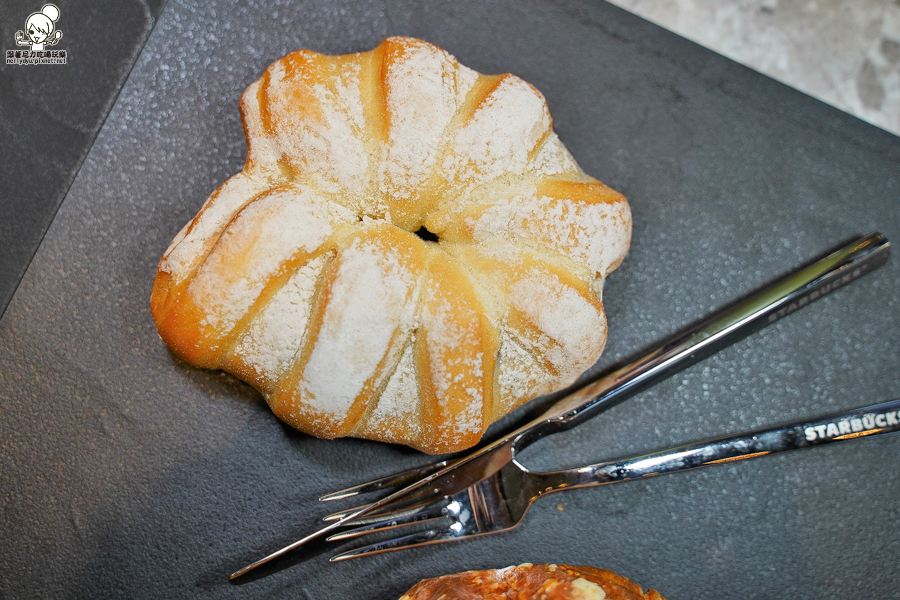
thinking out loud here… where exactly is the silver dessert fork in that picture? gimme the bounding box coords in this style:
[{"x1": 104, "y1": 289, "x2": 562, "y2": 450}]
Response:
[
  {"x1": 324, "y1": 397, "x2": 900, "y2": 560},
  {"x1": 230, "y1": 233, "x2": 890, "y2": 579}
]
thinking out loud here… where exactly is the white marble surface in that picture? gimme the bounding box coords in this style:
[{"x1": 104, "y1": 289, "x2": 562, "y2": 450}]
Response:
[{"x1": 608, "y1": 0, "x2": 900, "y2": 136}]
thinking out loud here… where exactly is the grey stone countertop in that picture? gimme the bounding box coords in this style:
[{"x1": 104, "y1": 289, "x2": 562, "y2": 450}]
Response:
[
  {"x1": 1, "y1": 1, "x2": 898, "y2": 599},
  {"x1": 609, "y1": 0, "x2": 900, "y2": 136}
]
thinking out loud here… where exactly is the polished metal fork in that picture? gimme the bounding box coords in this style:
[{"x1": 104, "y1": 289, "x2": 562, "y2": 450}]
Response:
[
  {"x1": 313, "y1": 232, "x2": 893, "y2": 525},
  {"x1": 325, "y1": 398, "x2": 900, "y2": 560},
  {"x1": 230, "y1": 233, "x2": 890, "y2": 579}
]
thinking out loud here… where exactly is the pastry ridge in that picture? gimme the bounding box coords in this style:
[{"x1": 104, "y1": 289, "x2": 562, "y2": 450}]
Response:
[{"x1": 151, "y1": 36, "x2": 631, "y2": 454}]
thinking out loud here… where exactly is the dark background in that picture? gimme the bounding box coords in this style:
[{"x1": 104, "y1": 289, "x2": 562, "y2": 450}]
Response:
[
  {"x1": 0, "y1": 0, "x2": 167, "y2": 318},
  {"x1": 1, "y1": 1, "x2": 898, "y2": 598}
]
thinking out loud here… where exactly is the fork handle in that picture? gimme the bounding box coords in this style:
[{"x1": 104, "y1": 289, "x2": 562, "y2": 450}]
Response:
[
  {"x1": 532, "y1": 398, "x2": 900, "y2": 492},
  {"x1": 521, "y1": 233, "x2": 890, "y2": 444}
]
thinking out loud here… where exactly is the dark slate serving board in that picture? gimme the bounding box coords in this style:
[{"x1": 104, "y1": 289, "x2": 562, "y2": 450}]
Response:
[{"x1": 1, "y1": 1, "x2": 898, "y2": 598}]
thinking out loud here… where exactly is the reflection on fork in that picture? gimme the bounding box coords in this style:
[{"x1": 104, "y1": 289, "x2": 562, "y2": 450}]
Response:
[
  {"x1": 322, "y1": 398, "x2": 900, "y2": 561},
  {"x1": 229, "y1": 233, "x2": 891, "y2": 580}
]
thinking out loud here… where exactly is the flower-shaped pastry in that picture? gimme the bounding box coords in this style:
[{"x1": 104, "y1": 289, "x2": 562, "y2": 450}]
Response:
[{"x1": 151, "y1": 37, "x2": 631, "y2": 454}]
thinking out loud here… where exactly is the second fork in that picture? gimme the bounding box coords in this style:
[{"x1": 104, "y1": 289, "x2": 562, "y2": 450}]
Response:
[{"x1": 326, "y1": 397, "x2": 900, "y2": 560}]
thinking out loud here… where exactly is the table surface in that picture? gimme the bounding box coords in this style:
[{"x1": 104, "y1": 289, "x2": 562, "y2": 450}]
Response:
[
  {"x1": 2, "y1": 1, "x2": 899, "y2": 599},
  {"x1": 608, "y1": 0, "x2": 900, "y2": 137}
]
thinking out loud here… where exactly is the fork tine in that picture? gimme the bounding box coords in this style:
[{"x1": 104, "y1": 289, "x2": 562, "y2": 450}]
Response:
[
  {"x1": 332, "y1": 486, "x2": 447, "y2": 527},
  {"x1": 329, "y1": 526, "x2": 461, "y2": 562},
  {"x1": 322, "y1": 501, "x2": 373, "y2": 522},
  {"x1": 323, "y1": 495, "x2": 445, "y2": 525},
  {"x1": 326, "y1": 501, "x2": 450, "y2": 542},
  {"x1": 318, "y1": 459, "x2": 456, "y2": 502}
]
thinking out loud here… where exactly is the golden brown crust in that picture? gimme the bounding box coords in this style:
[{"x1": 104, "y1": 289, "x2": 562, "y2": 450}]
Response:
[
  {"x1": 151, "y1": 37, "x2": 631, "y2": 454},
  {"x1": 398, "y1": 564, "x2": 666, "y2": 600}
]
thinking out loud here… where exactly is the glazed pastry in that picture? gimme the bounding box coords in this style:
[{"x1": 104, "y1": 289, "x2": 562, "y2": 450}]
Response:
[
  {"x1": 398, "y1": 564, "x2": 666, "y2": 600},
  {"x1": 150, "y1": 36, "x2": 631, "y2": 454}
]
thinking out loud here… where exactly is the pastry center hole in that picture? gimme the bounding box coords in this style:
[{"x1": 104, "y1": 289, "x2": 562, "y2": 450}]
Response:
[{"x1": 414, "y1": 227, "x2": 439, "y2": 243}]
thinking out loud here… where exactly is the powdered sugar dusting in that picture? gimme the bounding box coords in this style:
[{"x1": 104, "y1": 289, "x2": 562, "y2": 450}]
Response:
[
  {"x1": 421, "y1": 282, "x2": 484, "y2": 434},
  {"x1": 382, "y1": 39, "x2": 473, "y2": 204},
  {"x1": 267, "y1": 58, "x2": 370, "y2": 203},
  {"x1": 455, "y1": 64, "x2": 479, "y2": 96},
  {"x1": 496, "y1": 329, "x2": 552, "y2": 411},
  {"x1": 232, "y1": 254, "x2": 330, "y2": 386},
  {"x1": 188, "y1": 187, "x2": 336, "y2": 334},
  {"x1": 365, "y1": 340, "x2": 421, "y2": 437},
  {"x1": 451, "y1": 395, "x2": 483, "y2": 438},
  {"x1": 466, "y1": 188, "x2": 631, "y2": 275},
  {"x1": 529, "y1": 133, "x2": 584, "y2": 178},
  {"x1": 509, "y1": 271, "x2": 606, "y2": 381},
  {"x1": 299, "y1": 235, "x2": 415, "y2": 419},
  {"x1": 241, "y1": 80, "x2": 282, "y2": 172},
  {"x1": 160, "y1": 173, "x2": 270, "y2": 281},
  {"x1": 442, "y1": 75, "x2": 551, "y2": 197}
]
